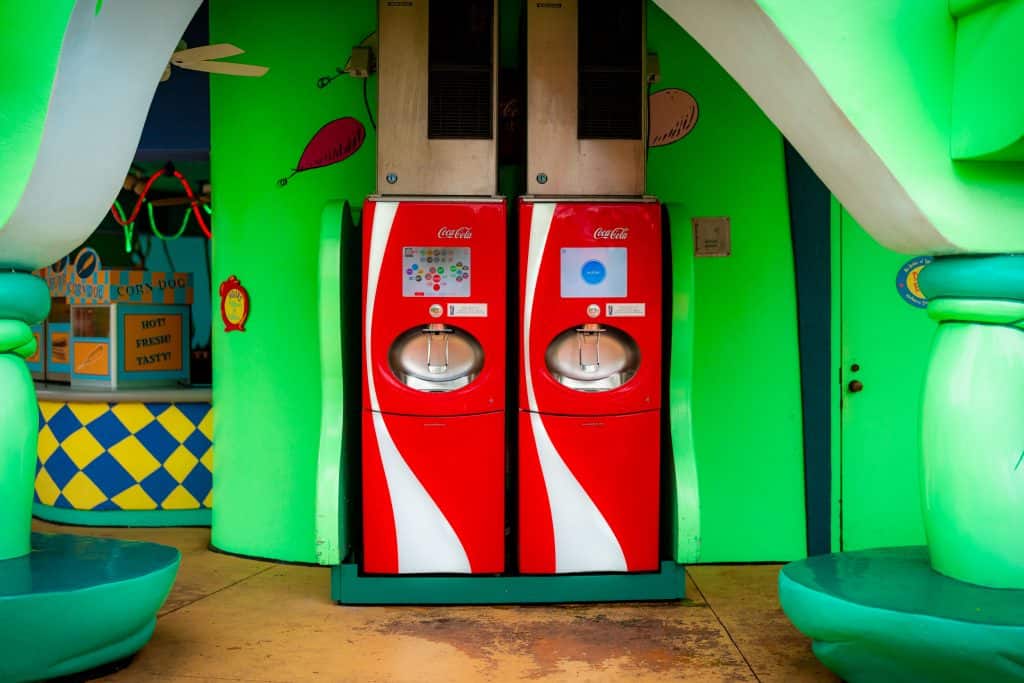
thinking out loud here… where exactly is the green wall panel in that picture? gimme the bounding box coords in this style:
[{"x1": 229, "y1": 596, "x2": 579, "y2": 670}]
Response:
[
  {"x1": 838, "y1": 208, "x2": 931, "y2": 550},
  {"x1": 209, "y1": 0, "x2": 376, "y2": 562},
  {"x1": 648, "y1": 4, "x2": 807, "y2": 562}
]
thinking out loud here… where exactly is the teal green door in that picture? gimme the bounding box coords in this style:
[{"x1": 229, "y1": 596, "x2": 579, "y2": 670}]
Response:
[{"x1": 839, "y1": 207, "x2": 933, "y2": 550}]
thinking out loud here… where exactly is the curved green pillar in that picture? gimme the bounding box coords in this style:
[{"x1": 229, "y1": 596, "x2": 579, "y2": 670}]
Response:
[
  {"x1": 0, "y1": 272, "x2": 50, "y2": 560},
  {"x1": 919, "y1": 255, "x2": 1024, "y2": 589}
]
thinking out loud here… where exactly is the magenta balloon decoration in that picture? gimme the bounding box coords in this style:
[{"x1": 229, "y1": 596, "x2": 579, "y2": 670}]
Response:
[{"x1": 278, "y1": 117, "x2": 367, "y2": 186}]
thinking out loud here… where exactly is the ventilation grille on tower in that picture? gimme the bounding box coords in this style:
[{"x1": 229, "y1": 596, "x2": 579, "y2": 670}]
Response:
[
  {"x1": 428, "y1": 0, "x2": 494, "y2": 139},
  {"x1": 578, "y1": 0, "x2": 643, "y2": 140}
]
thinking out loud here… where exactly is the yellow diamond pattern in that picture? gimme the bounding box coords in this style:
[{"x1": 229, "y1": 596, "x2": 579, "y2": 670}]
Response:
[
  {"x1": 109, "y1": 438, "x2": 162, "y2": 482},
  {"x1": 37, "y1": 426, "x2": 58, "y2": 464},
  {"x1": 70, "y1": 402, "x2": 109, "y2": 426},
  {"x1": 39, "y1": 400, "x2": 63, "y2": 422},
  {"x1": 35, "y1": 469, "x2": 60, "y2": 506},
  {"x1": 157, "y1": 406, "x2": 195, "y2": 443},
  {"x1": 161, "y1": 485, "x2": 201, "y2": 510},
  {"x1": 36, "y1": 401, "x2": 214, "y2": 513},
  {"x1": 62, "y1": 472, "x2": 107, "y2": 510},
  {"x1": 112, "y1": 484, "x2": 158, "y2": 510},
  {"x1": 164, "y1": 446, "x2": 198, "y2": 484},
  {"x1": 62, "y1": 428, "x2": 105, "y2": 469},
  {"x1": 110, "y1": 403, "x2": 154, "y2": 433},
  {"x1": 198, "y1": 410, "x2": 213, "y2": 438}
]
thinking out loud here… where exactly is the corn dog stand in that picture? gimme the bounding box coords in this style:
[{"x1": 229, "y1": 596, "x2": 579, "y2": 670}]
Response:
[{"x1": 33, "y1": 257, "x2": 213, "y2": 526}]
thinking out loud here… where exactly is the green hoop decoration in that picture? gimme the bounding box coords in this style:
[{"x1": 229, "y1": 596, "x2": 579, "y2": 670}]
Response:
[
  {"x1": 112, "y1": 200, "x2": 135, "y2": 254},
  {"x1": 146, "y1": 201, "x2": 190, "y2": 241}
]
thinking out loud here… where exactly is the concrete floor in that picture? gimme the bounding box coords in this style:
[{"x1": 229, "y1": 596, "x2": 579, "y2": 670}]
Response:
[{"x1": 33, "y1": 521, "x2": 837, "y2": 682}]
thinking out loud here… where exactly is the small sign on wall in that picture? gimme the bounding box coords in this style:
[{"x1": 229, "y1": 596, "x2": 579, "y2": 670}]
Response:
[
  {"x1": 693, "y1": 217, "x2": 731, "y2": 257},
  {"x1": 123, "y1": 313, "x2": 184, "y2": 372},
  {"x1": 219, "y1": 275, "x2": 250, "y2": 332}
]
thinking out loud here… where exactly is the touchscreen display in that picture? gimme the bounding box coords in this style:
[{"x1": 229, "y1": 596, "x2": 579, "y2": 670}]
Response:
[
  {"x1": 402, "y1": 247, "x2": 471, "y2": 297},
  {"x1": 560, "y1": 247, "x2": 627, "y2": 298}
]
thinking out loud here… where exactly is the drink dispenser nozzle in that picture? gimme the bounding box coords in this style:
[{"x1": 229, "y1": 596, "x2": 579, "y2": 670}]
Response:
[
  {"x1": 576, "y1": 323, "x2": 605, "y2": 373},
  {"x1": 423, "y1": 323, "x2": 453, "y2": 374}
]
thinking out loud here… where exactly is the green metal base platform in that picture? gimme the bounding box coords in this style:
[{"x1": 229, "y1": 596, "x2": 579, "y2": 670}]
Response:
[
  {"x1": 34, "y1": 502, "x2": 211, "y2": 528},
  {"x1": 332, "y1": 560, "x2": 686, "y2": 604},
  {"x1": 780, "y1": 546, "x2": 1024, "y2": 683},
  {"x1": 0, "y1": 532, "x2": 180, "y2": 682}
]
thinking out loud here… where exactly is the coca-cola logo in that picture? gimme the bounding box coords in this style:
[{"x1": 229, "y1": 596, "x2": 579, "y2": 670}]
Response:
[
  {"x1": 594, "y1": 227, "x2": 629, "y2": 240},
  {"x1": 437, "y1": 226, "x2": 473, "y2": 239}
]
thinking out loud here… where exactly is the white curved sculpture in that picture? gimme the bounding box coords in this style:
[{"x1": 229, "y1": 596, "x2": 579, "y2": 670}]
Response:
[{"x1": 0, "y1": 0, "x2": 202, "y2": 270}]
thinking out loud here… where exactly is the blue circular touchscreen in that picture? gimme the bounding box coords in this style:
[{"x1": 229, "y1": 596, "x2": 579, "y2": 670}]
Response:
[{"x1": 581, "y1": 260, "x2": 607, "y2": 285}]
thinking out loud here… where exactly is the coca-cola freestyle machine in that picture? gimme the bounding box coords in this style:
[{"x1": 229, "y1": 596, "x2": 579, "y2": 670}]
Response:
[
  {"x1": 518, "y1": 0, "x2": 661, "y2": 574},
  {"x1": 361, "y1": 0, "x2": 506, "y2": 574}
]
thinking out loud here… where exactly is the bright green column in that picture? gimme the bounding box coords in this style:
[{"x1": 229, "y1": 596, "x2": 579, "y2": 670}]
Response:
[
  {"x1": 919, "y1": 255, "x2": 1024, "y2": 589},
  {"x1": 0, "y1": 272, "x2": 50, "y2": 560}
]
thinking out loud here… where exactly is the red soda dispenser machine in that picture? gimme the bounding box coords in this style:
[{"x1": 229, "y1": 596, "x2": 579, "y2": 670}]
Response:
[
  {"x1": 361, "y1": 0, "x2": 505, "y2": 574},
  {"x1": 518, "y1": 0, "x2": 661, "y2": 574}
]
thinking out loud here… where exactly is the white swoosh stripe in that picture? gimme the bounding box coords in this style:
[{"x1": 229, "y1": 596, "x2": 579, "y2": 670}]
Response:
[{"x1": 523, "y1": 202, "x2": 555, "y2": 412}]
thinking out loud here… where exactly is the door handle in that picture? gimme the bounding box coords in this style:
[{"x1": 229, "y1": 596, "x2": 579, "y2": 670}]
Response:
[{"x1": 848, "y1": 380, "x2": 864, "y2": 393}]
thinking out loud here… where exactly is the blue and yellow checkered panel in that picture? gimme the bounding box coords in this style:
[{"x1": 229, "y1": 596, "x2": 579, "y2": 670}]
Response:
[{"x1": 35, "y1": 401, "x2": 213, "y2": 511}]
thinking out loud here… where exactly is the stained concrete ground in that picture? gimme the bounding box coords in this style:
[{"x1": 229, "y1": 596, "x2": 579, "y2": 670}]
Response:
[{"x1": 33, "y1": 521, "x2": 838, "y2": 682}]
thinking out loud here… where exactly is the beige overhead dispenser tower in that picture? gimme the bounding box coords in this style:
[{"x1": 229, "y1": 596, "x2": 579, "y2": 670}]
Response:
[
  {"x1": 376, "y1": 0, "x2": 499, "y2": 196},
  {"x1": 526, "y1": 0, "x2": 647, "y2": 196}
]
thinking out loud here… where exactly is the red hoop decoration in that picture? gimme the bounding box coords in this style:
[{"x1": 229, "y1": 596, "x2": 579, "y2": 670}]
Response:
[
  {"x1": 110, "y1": 168, "x2": 212, "y2": 239},
  {"x1": 219, "y1": 275, "x2": 249, "y2": 332}
]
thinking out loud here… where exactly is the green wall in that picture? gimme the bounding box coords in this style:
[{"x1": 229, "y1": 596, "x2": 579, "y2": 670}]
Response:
[
  {"x1": 648, "y1": 3, "x2": 807, "y2": 562},
  {"x1": 209, "y1": 0, "x2": 376, "y2": 562}
]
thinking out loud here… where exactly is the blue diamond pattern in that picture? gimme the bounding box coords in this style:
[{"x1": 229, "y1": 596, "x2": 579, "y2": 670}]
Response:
[
  {"x1": 44, "y1": 447, "x2": 78, "y2": 489},
  {"x1": 135, "y1": 422, "x2": 178, "y2": 463},
  {"x1": 183, "y1": 464, "x2": 213, "y2": 504},
  {"x1": 147, "y1": 402, "x2": 172, "y2": 417},
  {"x1": 37, "y1": 410, "x2": 44, "y2": 430},
  {"x1": 33, "y1": 489, "x2": 41, "y2": 503},
  {"x1": 93, "y1": 499, "x2": 120, "y2": 511},
  {"x1": 54, "y1": 493, "x2": 73, "y2": 509},
  {"x1": 176, "y1": 403, "x2": 210, "y2": 427},
  {"x1": 86, "y1": 411, "x2": 131, "y2": 448},
  {"x1": 183, "y1": 430, "x2": 212, "y2": 456},
  {"x1": 142, "y1": 468, "x2": 178, "y2": 506},
  {"x1": 48, "y1": 405, "x2": 82, "y2": 442},
  {"x1": 83, "y1": 453, "x2": 136, "y2": 498}
]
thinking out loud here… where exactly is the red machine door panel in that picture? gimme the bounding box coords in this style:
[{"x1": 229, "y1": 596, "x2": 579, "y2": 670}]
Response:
[
  {"x1": 363, "y1": 199, "x2": 507, "y2": 417},
  {"x1": 519, "y1": 200, "x2": 661, "y2": 416},
  {"x1": 518, "y1": 410, "x2": 661, "y2": 574},
  {"x1": 362, "y1": 410, "x2": 505, "y2": 574}
]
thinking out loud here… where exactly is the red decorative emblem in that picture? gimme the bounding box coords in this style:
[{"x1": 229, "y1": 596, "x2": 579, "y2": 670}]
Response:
[{"x1": 219, "y1": 275, "x2": 250, "y2": 332}]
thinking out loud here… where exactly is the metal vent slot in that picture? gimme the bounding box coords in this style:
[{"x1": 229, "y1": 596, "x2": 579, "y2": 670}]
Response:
[
  {"x1": 428, "y1": 0, "x2": 494, "y2": 140},
  {"x1": 578, "y1": 0, "x2": 643, "y2": 140},
  {"x1": 429, "y1": 68, "x2": 492, "y2": 139}
]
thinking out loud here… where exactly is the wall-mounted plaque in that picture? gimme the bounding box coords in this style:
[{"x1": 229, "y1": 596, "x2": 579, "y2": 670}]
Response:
[{"x1": 693, "y1": 217, "x2": 731, "y2": 257}]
